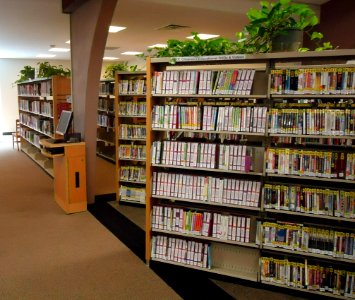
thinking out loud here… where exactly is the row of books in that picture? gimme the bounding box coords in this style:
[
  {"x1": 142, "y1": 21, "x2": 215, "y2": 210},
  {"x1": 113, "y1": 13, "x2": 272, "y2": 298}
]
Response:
[
  {"x1": 152, "y1": 105, "x2": 200, "y2": 130},
  {"x1": 20, "y1": 129, "x2": 42, "y2": 148},
  {"x1": 99, "y1": 81, "x2": 114, "y2": 95},
  {"x1": 120, "y1": 166, "x2": 146, "y2": 183},
  {"x1": 151, "y1": 141, "x2": 261, "y2": 172},
  {"x1": 184, "y1": 132, "x2": 240, "y2": 140},
  {"x1": 98, "y1": 97, "x2": 114, "y2": 112},
  {"x1": 119, "y1": 185, "x2": 145, "y2": 203},
  {"x1": 18, "y1": 80, "x2": 52, "y2": 97},
  {"x1": 259, "y1": 221, "x2": 355, "y2": 260},
  {"x1": 260, "y1": 256, "x2": 354, "y2": 297},
  {"x1": 152, "y1": 172, "x2": 261, "y2": 207},
  {"x1": 97, "y1": 114, "x2": 114, "y2": 128},
  {"x1": 118, "y1": 101, "x2": 146, "y2": 116},
  {"x1": 118, "y1": 79, "x2": 146, "y2": 95},
  {"x1": 19, "y1": 100, "x2": 53, "y2": 118},
  {"x1": 151, "y1": 205, "x2": 251, "y2": 243},
  {"x1": 152, "y1": 105, "x2": 267, "y2": 133},
  {"x1": 152, "y1": 69, "x2": 255, "y2": 95},
  {"x1": 118, "y1": 124, "x2": 146, "y2": 139},
  {"x1": 269, "y1": 108, "x2": 355, "y2": 136},
  {"x1": 118, "y1": 144, "x2": 146, "y2": 160},
  {"x1": 151, "y1": 235, "x2": 211, "y2": 268},
  {"x1": 265, "y1": 148, "x2": 350, "y2": 179},
  {"x1": 263, "y1": 183, "x2": 355, "y2": 219},
  {"x1": 19, "y1": 113, "x2": 53, "y2": 135},
  {"x1": 151, "y1": 140, "x2": 216, "y2": 168},
  {"x1": 272, "y1": 136, "x2": 354, "y2": 147},
  {"x1": 270, "y1": 67, "x2": 355, "y2": 95}
]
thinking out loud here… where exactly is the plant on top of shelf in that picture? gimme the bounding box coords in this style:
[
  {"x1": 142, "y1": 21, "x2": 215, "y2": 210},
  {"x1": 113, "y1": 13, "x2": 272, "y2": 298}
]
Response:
[
  {"x1": 236, "y1": 0, "x2": 333, "y2": 53},
  {"x1": 145, "y1": 32, "x2": 239, "y2": 63},
  {"x1": 103, "y1": 62, "x2": 140, "y2": 79},
  {"x1": 37, "y1": 62, "x2": 71, "y2": 78},
  {"x1": 14, "y1": 65, "x2": 35, "y2": 84}
]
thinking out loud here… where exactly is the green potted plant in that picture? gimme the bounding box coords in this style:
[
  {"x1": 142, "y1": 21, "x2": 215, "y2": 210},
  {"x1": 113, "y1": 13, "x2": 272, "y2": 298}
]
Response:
[
  {"x1": 103, "y1": 62, "x2": 129, "y2": 79},
  {"x1": 37, "y1": 62, "x2": 71, "y2": 78},
  {"x1": 236, "y1": 0, "x2": 333, "y2": 53},
  {"x1": 145, "y1": 32, "x2": 239, "y2": 63},
  {"x1": 14, "y1": 65, "x2": 35, "y2": 84}
]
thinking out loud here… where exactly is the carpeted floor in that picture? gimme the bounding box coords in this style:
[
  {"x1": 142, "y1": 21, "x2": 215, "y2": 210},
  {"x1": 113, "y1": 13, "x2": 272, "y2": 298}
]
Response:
[
  {"x1": 0, "y1": 136, "x2": 180, "y2": 299},
  {"x1": 0, "y1": 135, "x2": 316, "y2": 299}
]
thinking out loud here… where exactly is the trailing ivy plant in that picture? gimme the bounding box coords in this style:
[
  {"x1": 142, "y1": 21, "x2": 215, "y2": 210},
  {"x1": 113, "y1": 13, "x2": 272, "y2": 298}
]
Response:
[
  {"x1": 146, "y1": 32, "x2": 239, "y2": 63},
  {"x1": 37, "y1": 62, "x2": 71, "y2": 78},
  {"x1": 103, "y1": 62, "x2": 129, "y2": 79},
  {"x1": 103, "y1": 62, "x2": 140, "y2": 78},
  {"x1": 14, "y1": 65, "x2": 35, "y2": 84}
]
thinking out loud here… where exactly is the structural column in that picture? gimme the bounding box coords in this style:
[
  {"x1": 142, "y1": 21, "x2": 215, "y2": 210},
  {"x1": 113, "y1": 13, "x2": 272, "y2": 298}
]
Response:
[{"x1": 63, "y1": 0, "x2": 118, "y2": 203}]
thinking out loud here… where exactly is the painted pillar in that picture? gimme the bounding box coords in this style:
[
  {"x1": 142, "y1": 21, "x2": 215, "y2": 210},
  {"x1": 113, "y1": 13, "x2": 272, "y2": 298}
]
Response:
[{"x1": 64, "y1": 0, "x2": 118, "y2": 203}]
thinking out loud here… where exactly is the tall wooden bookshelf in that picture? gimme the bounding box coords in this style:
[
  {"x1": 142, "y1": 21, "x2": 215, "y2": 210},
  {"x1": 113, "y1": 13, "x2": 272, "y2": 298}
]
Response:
[
  {"x1": 145, "y1": 50, "x2": 355, "y2": 298},
  {"x1": 115, "y1": 71, "x2": 147, "y2": 205},
  {"x1": 17, "y1": 75, "x2": 71, "y2": 176},
  {"x1": 97, "y1": 79, "x2": 116, "y2": 163}
]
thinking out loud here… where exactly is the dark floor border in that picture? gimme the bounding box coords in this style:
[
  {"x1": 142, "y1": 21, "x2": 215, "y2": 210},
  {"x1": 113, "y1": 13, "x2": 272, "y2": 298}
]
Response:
[
  {"x1": 88, "y1": 201, "x2": 329, "y2": 300},
  {"x1": 95, "y1": 193, "x2": 116, "y2": 203},
  {"x1": 88, "y1": 201, "x2": 234, "y2": 299}
]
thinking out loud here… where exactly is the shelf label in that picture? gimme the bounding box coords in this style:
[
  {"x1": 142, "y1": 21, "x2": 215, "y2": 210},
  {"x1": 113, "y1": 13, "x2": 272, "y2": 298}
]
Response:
[{"x1": 174, "y1": 55, "x2": 247, "y2": 62}]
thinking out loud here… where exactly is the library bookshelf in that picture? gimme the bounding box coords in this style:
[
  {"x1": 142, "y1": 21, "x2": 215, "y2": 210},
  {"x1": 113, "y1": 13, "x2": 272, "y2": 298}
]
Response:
[
  {"x1": 145, "y1": 50, "x2": 355, "y2": 298},
  {"x1": 97, "y1": 79, "x2": 116, "y2": 163},
  {"x1": 115, "y1": 71, "x2": 147, "y2": 205},
  {"x1": 17, "y1": 75, "x2": 71, "y2": 176}
]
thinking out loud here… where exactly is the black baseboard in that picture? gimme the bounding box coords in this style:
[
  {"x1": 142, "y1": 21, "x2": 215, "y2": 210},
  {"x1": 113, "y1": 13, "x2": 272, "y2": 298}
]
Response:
[
  {"x1": 94, "y1": 193, "x2": 116, "y2": 202},
  {"x1": 88, "y1": 201, "x2": 234, "y2": 299},
  {"x1": 88, "y1": 201, "x2": 324, "y2": 300}
]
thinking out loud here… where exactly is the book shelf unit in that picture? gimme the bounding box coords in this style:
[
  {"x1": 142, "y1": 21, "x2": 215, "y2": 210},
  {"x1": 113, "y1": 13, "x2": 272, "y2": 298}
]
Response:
[
  {"x1": 115, "y1": 71, "x2": 147, "y2": 205},
  {"x1": 97, "y1": 79, "x2": 116, "y2": 163},
  {"x1": 145, "y1": 50, "x2": 355, "y2": 298},
  {"x1": 17, "y1": 75, "x2": 71, "y2": 176}
]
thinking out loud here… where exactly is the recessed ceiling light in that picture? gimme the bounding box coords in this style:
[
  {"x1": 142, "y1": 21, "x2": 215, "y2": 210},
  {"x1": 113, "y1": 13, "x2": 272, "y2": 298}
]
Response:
[
  {"x1": 36, "y1": 54, "x2": 56, "y2": 58},
  {"x1": 121, "y1": 51, "x2": 143, "y2": 55},
  {"x1": 186, "y1": 33, "x2": 220, "y2": 40},
  {"x1": 49, "y1": 48, "x2": 70, "y2": 52},
  {"x1": 148, "y1": 44, "x2": 167, "y2": 48},
  {"x1": 109, "y1": 26, "x2": 126, "y2": 33},
  {"x1": 65, "y1": 40, "x2": 70, "y2": 44},
  {"x1": 103, "y1": 57, "x2": 119, "y2": 60}
]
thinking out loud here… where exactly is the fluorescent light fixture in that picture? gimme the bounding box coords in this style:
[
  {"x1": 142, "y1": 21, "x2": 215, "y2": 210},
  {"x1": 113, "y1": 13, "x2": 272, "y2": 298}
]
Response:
[
  {"x1": 148, "y1": 44, "x2": 167, "y2": 48},
  {"x1": 187, "y1": 33, "x2": 220, "y2": 40},
  {"x1": 36, "y1": 54, "x2": 56, "y2": 58},
  {"x1": 103, "y1": 57, "x2": 119, "y2": 60},
  {"x1": 49, "y1": 47, "x2": 70, "y2": 52},
  {"x1": 65, "y1": 40, "x2": 70, "y2": 44},
  {"x1": 121, "y1": 51, "x2": 143, "y2": 55},
  {"x1": 109, "y1": 26, "x2": 126, "y2": 33}
]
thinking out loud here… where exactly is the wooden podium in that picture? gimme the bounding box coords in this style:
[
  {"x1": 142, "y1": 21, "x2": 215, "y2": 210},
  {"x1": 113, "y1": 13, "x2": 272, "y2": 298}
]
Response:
[{"x1": 40, "y1": 139, "x2": 87, "y2": 214}]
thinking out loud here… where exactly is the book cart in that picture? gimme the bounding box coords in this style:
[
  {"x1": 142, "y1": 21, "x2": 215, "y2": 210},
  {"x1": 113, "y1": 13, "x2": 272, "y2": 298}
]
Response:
[
  {"x1": 145, "y1": 50, "x2": 355, "y2": 299},
  {"x1": 115, "y1": 71, "x2": 147, "y2": 205},
  {"x1": 17, "y1": 75, "x2": 71, "y2": 176},
  {"x1": 97, "y1": 79, "x2": 116, "y2": 163}
]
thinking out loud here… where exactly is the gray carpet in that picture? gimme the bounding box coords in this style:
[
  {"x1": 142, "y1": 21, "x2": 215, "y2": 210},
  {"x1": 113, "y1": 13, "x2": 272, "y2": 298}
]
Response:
[{"x1": 0, "y1": 136, "x2": 180, "y2": 300}]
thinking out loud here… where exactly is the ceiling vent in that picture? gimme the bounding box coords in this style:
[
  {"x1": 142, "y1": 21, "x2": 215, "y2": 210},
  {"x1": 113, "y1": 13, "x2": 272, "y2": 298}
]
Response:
[{"x1": 156, "y1": 24, "x2": 191, "y2": 31}]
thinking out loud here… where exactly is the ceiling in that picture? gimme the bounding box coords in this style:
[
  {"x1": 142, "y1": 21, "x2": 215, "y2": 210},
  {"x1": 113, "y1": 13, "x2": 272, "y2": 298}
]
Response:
[{"x1": 0, "y1": 0, "x2": 330, "y2": 63}]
